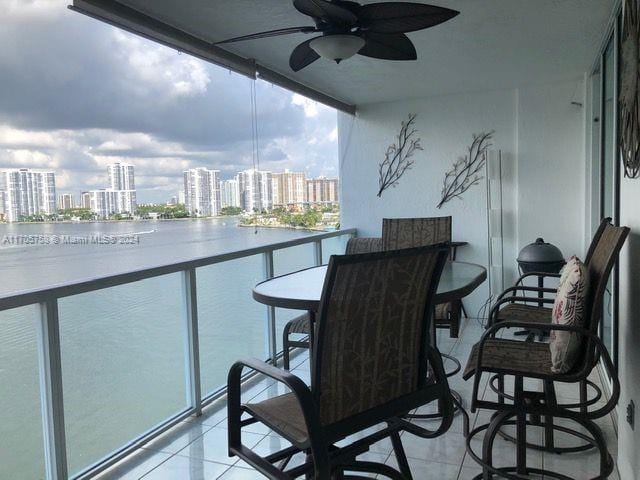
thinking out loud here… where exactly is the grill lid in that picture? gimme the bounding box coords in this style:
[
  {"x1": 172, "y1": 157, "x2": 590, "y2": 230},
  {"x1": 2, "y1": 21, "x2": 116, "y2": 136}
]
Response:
[{"x1": 517, "y1": 238, "x2": 564, "y2": 264}]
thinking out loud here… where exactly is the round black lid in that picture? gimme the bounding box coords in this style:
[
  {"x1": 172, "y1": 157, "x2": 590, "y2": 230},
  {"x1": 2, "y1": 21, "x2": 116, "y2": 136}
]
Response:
[{"x1": 517, "y1": 238, "x2": 564, "y2": 263}]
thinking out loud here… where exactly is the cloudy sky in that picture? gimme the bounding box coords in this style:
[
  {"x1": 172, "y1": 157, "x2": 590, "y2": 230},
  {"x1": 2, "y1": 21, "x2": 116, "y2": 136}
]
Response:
[{"x1": 0, "y1": 0, "x2": 338, "y2": 203}]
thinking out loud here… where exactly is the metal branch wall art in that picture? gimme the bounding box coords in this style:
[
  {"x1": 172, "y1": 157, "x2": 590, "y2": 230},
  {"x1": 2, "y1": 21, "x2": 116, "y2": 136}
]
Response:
[
  {"x1": 437, "y1": 131, "x2": 494, "y2": 209},
  {"x1": 620, "y1": 0, "x2": 640, "y2": 178},
  {"x1": 377, "y1": 114, "x2": 423, "y2": 197}
]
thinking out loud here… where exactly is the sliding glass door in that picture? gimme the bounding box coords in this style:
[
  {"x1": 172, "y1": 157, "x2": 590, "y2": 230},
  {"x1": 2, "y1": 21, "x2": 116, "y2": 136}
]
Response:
[{"x1": 592, "y1": 19, "x2": 621, "y2": 378}]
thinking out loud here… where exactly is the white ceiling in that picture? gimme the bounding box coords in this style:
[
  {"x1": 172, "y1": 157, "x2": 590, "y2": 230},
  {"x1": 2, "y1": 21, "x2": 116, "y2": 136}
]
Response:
[{"x1": 119, "y1": 0, "x2": 616, "y2": 106}]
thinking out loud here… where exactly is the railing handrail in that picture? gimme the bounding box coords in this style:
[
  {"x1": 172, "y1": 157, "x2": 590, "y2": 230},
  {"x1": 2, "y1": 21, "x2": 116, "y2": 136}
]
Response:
[{"x1": 0, "y1": 228, "x2": 356, "y2": 311}]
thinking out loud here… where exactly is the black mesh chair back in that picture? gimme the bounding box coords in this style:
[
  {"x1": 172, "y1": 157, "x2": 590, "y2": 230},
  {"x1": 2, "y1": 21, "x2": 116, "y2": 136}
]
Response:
[
  {"x1": 584, "y1": 217, "x2": 613, "y2": 266},
  {"x1": 382, "y1": 217, "x2": 453, "y2": 259},
  {"x1": 572, "y1": 221, "x2": 629, "y2": 374},
  {"x1": 312, "y1": 245, "x2": 449, "y2": 427}
]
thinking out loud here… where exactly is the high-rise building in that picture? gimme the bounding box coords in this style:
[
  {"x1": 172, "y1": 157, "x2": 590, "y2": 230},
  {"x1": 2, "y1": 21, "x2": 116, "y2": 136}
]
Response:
[
  {"x1": 183, "y1": 168, "x2": 221, "y2": 217},
  {"x1": 85, "y1": 189, "x2": 136, "y2": 218},
  {"x1": 58, "y1": 193, "x2": 75, "y2": 210},
  {"x1": 107, "y1": 163, "x2": 137, "y2": 213},
  {"x1": 86, "y1": 190, "x2": 116, "y2": 218},
  {"x1": 271, "y1": 176, "x2": 280, "y2": 207},
  {"x1": 221, "y1": 179, "x2": 240, "y2": 208},
  {"x1": 178, "y1": 191, "x2": 186, "y2": 205},
  {"x1": 108, "y1": 162, "x2": 135, "y2": 190},
  {"x1": 325, "y1": 177, "x2": 339, "y2": 203},
  {"x1": 237, "y1": 169, "x2": 272, "y2": 212},
  {"x1": 272, "y1": 170, "x2": 306, "y2": 207},
  {"x1": 0, "y1": 169, "x2": 56, "y2": 222},
  {"x1": 306, "y1": 177, "x2": 339, "y2": 205},
  {"x1": 80, "y1": 191, "x2": 91, "y2": 209},
  {"x1": 114, "y1": 190, "x2": 137, "y2": 214}
]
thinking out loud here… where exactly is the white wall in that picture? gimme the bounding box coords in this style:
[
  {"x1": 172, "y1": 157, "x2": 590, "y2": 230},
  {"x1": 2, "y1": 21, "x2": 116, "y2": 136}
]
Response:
[
  {"x1": 338, "y1": 78, "x2": 586, "y2": 315},
  {"x1": 617, "y1": 177, "x2": 640, "y2": 479},
  {"x1": 517, "y1": 81, "x2": 587, "y2": 258}
]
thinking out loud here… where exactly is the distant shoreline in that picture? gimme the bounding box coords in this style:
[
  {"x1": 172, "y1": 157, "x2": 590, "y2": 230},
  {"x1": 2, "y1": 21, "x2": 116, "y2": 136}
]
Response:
[
  {"x1": 0, "y1": 216, "x2": 240, "y2": 226},
  {"x1": 0, "y1": 217, "x2": 335, "y2": 233},
  {"x1": 238, "y1": 223, "x2": 329, "y2": 233}
]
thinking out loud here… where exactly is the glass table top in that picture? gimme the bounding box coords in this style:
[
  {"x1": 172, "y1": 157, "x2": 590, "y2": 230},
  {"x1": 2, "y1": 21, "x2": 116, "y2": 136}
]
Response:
[{"x1": 253, "y1": 261, "x2": 487, "y2": 310}]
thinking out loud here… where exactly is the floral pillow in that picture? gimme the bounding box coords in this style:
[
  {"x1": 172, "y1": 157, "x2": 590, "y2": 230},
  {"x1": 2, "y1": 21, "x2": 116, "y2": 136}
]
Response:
[{"x1": 550, "y1": 256, "x2": 590, "y2": 373}]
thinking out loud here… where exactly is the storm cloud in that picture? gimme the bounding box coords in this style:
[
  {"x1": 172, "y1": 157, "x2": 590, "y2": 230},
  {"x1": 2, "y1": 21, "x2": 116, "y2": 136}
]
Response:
[{"x1": 0, "y1": 0, "x2": 338, "y2": 202}]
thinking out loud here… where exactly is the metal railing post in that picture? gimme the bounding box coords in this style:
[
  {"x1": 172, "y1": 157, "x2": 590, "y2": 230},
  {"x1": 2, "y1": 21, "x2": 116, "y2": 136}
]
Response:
[
  {"x1": 37, "y1": 299, "x2": 68, "y2": 480},
  {"x1": 313, "y1": 240, "x2": 323, "y2": 266},
  {"x1": 263, "y1": 251, "x2": 277, "y2": 364},
  {"x1": 182, "y1": 268, "x2": 202, "y2": 416}
]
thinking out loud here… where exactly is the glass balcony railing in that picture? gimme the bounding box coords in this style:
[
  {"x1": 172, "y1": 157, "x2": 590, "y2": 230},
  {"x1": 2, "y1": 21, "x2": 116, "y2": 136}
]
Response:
[
  {"x1": 58, "y1": 274, "x2": 188, "y2": 477},
  {"x1": 0, "y1": 306, "x2": 46, "y2": 480},
  {"x1": 197, "y1": 255, "x2": 268, "y2": 396},
  {"x1": 0, "y1": 229, "x2": 355, "y2": 480}
]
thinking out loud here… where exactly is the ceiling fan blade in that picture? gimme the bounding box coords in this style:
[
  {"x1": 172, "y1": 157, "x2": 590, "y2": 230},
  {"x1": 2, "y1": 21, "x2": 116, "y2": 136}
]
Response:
[
  {"x1": 293, "y1": 0, "x2": 358, "y2": 25},
  {"x1": 215, "y1": 26, "x2": 317, "y2": 45},
  {"x1": 358, "y1": 32, "x2": 417, "y2": 60},
  {"x1": 289, "y1": 38, "x2": 321, "y2": 71},
  {"x1": 358, "y1": 2, "x2": 459, "y2": 34}
]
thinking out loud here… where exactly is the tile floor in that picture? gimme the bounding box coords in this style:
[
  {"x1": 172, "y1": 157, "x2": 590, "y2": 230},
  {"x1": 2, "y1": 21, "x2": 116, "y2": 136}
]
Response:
[{"x1": 95, "y1": 319, "x2": 620, "y2": 479}]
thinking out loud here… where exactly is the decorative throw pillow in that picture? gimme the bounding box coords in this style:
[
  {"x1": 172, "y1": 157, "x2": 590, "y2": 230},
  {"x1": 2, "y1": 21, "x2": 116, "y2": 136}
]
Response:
[{"x1": 549, "y1": 256, "x2": 590, "y2": 373}]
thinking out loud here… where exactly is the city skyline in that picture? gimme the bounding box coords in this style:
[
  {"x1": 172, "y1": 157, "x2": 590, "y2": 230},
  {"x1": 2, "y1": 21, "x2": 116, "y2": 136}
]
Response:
[
  {"x1": 0, "y1": 3, "x2": 338, "y2": 204},
  {"x1": 52, "y1": 167, "x2": 338, "y2": 207},
  {"x1": 0, "y1": 164, "x2": 338, "y2": 221}
]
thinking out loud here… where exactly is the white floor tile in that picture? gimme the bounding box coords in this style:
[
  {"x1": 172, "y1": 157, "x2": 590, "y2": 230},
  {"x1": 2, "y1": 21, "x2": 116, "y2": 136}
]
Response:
[
  {"x1": 175, "y1": 427, "x2": 263, "y2": 467},
  {"x1": 216, "y1": 466, "x2": 264, "y2": 480},
  {"x1": 94, "y1": 450, "x2": 172, "y2": 480},
  {"x1": 139, "y1": 455, "x2": 229, "y2": 480},
  {"x1": 401, "y1": 429, "x2": 467, "y2": 466},
  {"x1": 143, "y1": 422, "x2": 214, "y2": 455},
  {"x1": 386, "y1": 456, "x2": 463, "y2": 479}
]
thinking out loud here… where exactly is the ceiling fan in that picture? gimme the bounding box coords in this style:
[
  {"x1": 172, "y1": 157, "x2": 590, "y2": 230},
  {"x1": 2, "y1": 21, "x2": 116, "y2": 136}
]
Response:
[{"x1": 214, "y1": 0, "x2": 459, "y2": 71}]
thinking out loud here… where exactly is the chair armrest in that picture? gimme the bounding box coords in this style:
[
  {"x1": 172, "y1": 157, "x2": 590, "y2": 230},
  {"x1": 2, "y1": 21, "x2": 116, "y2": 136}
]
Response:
[
  {"x1": 476, "y1": 321, "x2": 619, "y2": 419},
  {"x1": 498, "y1": 285, "x2": 558, "y2": 299},
  {"x1": 396, "y1": 346, "x2": 458, "y2": 439},
  {"x1": 488, "y1": 296, "x2": 555, "y2": 326},
  {"x1": 228, "y1": 357, "x2": 311, "y2": 396},
  {"x1": 227, "y1": 358, "x2": 328, "y2": 467}
]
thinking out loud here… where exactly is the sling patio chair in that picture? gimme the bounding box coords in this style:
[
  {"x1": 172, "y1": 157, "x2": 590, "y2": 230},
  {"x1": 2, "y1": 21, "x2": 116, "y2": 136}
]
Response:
[
  {"x1": 281, "y1": 236, "x2": 382, "y2": 370},
  {"x1": 491, "y1": 217, "x2": 610, "y2": 335},
  {"x1": 381, "y1": 217, "x2": 468, "y2": 339},
  {"x1": 486, "y1": 217, "x2": 614, "y2": 454},
  {"x1": 462, "y1": 221, "x2": 629, "y2": 479},
  {"x1": 228, "y1": 245, "x2": 455, "y2": 479}
]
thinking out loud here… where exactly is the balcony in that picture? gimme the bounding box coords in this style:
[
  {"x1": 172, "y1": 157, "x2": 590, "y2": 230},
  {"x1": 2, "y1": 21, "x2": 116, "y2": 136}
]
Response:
[{"x1": 0, "y1": 228, "x2": 621, "y2": 479}]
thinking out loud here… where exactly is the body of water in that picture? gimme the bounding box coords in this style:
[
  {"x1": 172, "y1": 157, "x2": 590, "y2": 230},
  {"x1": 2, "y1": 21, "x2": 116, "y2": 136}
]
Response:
[{"x1": 0, "y1": 219, "x2": 349, "y2": 479}]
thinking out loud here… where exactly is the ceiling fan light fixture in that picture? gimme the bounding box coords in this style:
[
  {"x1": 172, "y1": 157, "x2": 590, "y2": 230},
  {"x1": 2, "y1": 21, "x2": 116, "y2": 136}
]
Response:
[{"x1": 309, "y1": 34, "x2": 365, "y2": 63}]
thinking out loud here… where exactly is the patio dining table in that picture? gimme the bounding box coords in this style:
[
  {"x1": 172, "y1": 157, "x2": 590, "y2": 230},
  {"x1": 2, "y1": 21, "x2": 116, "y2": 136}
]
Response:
[{"x1": 253, "y1": 260, "x2": 486, "y2": 313}]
